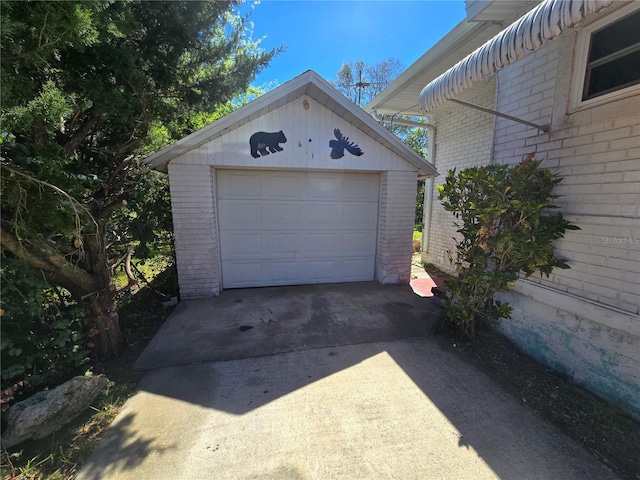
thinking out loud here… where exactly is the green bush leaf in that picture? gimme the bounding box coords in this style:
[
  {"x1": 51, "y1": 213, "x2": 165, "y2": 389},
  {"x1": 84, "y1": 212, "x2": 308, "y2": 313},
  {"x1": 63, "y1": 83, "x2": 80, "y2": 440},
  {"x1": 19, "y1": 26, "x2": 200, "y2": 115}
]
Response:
[{"x1": 438, "y1": 157, "x2": 578, "y2": 338}]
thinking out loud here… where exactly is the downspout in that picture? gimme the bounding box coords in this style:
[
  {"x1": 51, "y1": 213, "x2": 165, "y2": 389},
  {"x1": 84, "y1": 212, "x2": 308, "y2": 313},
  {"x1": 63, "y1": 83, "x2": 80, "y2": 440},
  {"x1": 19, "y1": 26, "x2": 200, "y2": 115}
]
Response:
[
  {"x1": 422, "y1": 128, "x2": 436, "y2": 255},
  {"x1": 371, "y1": 109, "x2": 436, "y2": 255}
]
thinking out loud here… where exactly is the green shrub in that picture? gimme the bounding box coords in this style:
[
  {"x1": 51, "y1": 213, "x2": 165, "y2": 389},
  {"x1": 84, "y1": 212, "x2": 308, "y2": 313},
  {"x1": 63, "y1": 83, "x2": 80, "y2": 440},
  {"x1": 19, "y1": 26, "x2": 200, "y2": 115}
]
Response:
[
  {"x1": 438, "y1": 156, "x2": 579, "y2": 338},
  {"x1": 1, "y1": 260, "x2": 89, "y2": 407}
]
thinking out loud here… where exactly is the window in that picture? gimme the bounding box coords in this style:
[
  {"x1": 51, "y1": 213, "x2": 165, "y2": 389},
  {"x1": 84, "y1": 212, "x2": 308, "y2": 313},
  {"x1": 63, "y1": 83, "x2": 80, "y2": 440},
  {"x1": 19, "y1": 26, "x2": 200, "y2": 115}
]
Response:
[
  {"x1": 583, "y1": 9, "x2": 640, "y2": 100},
  {"x1": 572, "y1": 4, "x2": 640, "y2": 108}
]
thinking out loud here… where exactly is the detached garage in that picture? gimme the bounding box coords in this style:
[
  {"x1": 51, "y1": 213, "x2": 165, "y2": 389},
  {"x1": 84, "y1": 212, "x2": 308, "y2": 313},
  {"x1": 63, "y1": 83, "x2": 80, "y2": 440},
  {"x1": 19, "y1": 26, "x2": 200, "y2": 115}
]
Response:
[{"x1": 145, "y1": 71, "x2": 438, "y2": 299}]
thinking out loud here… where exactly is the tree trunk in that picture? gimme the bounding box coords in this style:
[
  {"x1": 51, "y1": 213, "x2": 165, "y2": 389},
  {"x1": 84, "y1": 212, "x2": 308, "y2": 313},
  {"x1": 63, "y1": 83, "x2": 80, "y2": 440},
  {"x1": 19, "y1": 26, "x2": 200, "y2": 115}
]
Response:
[
  {"x1": 86, "y1": 288, "x2": 122, "y2": 360},
  {"x1": 79, "y1": 228, "x2": 123, "y2": 360},
  {"x1": 0, "y1": 227, "x2": 123, "y2": 360}
]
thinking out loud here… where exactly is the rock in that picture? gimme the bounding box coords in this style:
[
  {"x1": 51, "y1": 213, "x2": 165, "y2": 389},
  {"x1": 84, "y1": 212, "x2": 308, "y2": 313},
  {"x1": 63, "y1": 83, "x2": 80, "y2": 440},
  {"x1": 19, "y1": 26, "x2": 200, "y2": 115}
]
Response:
[
  {"x1": 162, "y1": 297, "x2": 179, "y2": 308},
  {"x1": 2, "y1": 375, "x2": 109, "y2": 448}
]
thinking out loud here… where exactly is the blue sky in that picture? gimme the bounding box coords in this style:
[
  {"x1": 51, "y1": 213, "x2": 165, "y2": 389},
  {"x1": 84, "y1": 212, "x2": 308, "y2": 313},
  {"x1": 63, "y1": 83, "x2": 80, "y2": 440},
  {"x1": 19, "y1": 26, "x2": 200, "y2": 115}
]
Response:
[{"x1": 239, "y1": 1, "x2": 467, "y2": 88}]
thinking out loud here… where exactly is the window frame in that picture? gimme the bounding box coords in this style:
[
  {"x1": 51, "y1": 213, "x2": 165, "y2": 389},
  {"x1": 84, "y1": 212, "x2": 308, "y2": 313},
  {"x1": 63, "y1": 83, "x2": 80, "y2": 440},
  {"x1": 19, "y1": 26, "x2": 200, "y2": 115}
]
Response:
[{"x1": 571, "y1": 3, "x2": 640, "y2": 111}]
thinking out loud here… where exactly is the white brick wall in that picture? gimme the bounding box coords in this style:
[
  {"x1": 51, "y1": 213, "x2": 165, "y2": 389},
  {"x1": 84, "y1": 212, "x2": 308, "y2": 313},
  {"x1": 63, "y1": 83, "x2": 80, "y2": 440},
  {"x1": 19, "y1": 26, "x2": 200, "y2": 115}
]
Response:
[
  {"x1": 488, "y1": 21, "x2": 639, "y2": 417},
  {"x1": 377, "y1": 171, "x2": 417, "y2": 284},
  {"x1": 422, "y1": 79, "x2": 496, "y2": 272},
  {"x1": 418, "y1": 15, "x2": 639, "y2": 415},
  {"x1": 493, "y1": 32, "x2": 640, "y2": 316},
  {"x1": 170, "y1": 164, "x2": 418, "y2": 297},
  {"x1": 168, "y1": 163, "x2": 220, "y2": 299}
]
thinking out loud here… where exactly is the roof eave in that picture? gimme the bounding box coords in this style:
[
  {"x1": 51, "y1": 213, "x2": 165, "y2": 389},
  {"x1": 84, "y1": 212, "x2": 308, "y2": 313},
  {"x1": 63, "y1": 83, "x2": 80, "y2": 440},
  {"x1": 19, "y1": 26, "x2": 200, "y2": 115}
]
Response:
[
  {"x1": 419, "y1": 0, "x2": 615, "y2": 113},
  {"x1": 365, "y1": 19, "x2": 480, "y2": 115}
]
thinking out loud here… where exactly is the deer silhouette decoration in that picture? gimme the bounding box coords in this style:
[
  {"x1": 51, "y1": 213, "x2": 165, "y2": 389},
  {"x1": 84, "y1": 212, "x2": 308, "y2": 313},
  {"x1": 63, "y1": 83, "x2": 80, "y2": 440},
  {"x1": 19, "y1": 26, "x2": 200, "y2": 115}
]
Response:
[{"x1": 329, "y1": 129, "x2": 364, "y2": 159}]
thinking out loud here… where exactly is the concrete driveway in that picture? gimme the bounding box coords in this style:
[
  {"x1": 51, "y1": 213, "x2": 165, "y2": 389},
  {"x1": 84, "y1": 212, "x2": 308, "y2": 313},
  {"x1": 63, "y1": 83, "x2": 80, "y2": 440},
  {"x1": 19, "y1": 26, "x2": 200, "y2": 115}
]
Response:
[{"x1": 78, "y1": 283, "x2": 618, "y2": 480}]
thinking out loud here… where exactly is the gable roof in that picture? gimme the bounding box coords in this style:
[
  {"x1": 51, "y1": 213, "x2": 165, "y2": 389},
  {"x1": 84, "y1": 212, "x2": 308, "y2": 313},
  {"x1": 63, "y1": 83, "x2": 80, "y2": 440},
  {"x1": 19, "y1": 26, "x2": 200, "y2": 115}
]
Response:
[{"x1": 144, "y1": 70, "x2": 438, "y2": 177}]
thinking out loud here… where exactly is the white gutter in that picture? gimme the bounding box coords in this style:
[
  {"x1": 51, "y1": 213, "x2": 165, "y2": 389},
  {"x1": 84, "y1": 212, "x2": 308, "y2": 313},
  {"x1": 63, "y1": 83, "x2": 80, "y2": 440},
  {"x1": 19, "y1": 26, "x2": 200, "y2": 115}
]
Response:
[
  {"x1": 370, "y1": 110, "x2": 435, "y2": 130},
  {"x1": 419, "y1": 0, "x2": 613, "y2": 113}
]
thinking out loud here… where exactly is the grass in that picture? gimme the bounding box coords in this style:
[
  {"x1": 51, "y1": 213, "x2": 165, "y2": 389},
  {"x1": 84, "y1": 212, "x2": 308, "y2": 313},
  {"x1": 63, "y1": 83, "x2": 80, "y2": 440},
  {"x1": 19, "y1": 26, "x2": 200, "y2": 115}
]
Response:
[
  {"x1": 113, "y1": 252, "x2": 173, "y2": 292},
  {"x1": 413, "y1": 230, "x2": 422, "y2": 253}
]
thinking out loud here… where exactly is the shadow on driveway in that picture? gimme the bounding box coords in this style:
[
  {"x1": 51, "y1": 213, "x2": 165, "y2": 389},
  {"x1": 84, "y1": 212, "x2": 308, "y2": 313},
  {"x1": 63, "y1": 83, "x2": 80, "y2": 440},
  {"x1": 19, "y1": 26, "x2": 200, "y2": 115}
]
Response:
[{"x1": 134, "y1": 282, "x2": 439, "y2": 370}]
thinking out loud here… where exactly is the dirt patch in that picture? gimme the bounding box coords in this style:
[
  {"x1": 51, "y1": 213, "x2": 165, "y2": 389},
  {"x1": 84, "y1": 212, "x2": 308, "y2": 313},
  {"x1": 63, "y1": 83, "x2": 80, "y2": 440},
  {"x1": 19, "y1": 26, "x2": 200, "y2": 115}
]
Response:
[
  {"x1": 437, "y1": 328, "x2": 640, "y2": 480},
  {"x1": 93, "y1": 289, "x2": 173, "y2": 385}
]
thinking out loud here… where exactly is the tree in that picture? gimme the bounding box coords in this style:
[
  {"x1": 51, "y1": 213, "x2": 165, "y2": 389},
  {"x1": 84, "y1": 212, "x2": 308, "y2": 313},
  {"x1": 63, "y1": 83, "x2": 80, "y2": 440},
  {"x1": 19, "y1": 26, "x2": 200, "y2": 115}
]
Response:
[
  {"x1": 333, "y1": 59, "x2": 429, "y2": 230},
  {"x1": 332, "y1": 59, "x2": 403, "y2": 107},
  {"x1": 1, "y1": 1, "x2": 279, "y2": 359}
]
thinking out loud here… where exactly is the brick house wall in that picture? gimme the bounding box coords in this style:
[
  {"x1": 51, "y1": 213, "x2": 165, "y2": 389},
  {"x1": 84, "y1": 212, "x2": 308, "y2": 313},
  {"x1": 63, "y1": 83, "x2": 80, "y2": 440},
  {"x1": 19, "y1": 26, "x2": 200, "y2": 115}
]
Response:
[
  {"x1": 422, "y1": 79, "x2": 496, "y2": 271},
  {"x1": 493, "y1": 33, "x2": 640, "y2": 316},
  {"x1": 491, "y1": 27, "x2": 640, "y2": 416},
  {"x1": 377, "y1": 171, "x2": 418, "y2": 283},
  {"x1": 422, "y1": 12, "x2": 639, "y2": 416},
  {"x1": 167, "y1": 163, "x2": 221, "y2": 299}
]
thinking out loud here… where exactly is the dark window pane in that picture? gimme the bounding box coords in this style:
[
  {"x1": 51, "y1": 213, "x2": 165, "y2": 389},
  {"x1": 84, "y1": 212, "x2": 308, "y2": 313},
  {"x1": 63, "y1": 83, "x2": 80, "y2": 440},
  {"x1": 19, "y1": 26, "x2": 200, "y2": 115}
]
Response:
[
  {"x1": 589, "y1": 10, "x2": 640, "y2": 62},
  {"x1": 584, "y1": 50, "x2": 640, "y2": 100}
]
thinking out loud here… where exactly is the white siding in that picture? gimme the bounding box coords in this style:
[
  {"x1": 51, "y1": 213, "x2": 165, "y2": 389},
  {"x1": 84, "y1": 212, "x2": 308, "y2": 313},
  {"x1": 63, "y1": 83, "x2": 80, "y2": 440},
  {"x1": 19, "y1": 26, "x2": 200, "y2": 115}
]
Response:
[{"x1": 171, "y1": 96, "x2": 415, "y2": 174}]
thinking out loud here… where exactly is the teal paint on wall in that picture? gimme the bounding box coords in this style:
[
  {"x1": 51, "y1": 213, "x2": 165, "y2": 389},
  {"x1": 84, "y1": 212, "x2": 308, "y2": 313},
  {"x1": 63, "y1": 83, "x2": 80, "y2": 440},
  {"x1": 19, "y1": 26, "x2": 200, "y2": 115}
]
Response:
[{"x1": 496, "y1": 293, "x2": 640, "y2": 419}]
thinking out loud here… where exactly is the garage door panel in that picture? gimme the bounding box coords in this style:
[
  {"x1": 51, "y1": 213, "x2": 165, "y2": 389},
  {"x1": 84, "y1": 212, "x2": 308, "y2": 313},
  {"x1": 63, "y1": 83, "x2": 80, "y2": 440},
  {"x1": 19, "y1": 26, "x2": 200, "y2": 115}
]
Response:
[
  {"x1": 223, "y1": 261, "x2": 263, "y2": 287},
  {"x1": 268, "y1": 261, "x2": 303, "y2": 284},
  {"x1": 307, "y1": 232, "x2": 342, "y2": 255},
  {"x1": 344, "y1": 176, "x2": 380, "y2": 201},
  {"x1": 218, "y1": 170, "x2": 379, "y2": 288},
  {"x1": 265, "y1": 173, "x2": 303, "y2": 199},
  {"x1": 307, "y1": 174, "x2": 343, "y2": 200},
  {"x1": 341, "y1": 258, "x2": 374, "y2": 280},
  {"x1": 344, "y1": 204, "x2": 378, "y2": 228},
  {"x1": 342, "y1": 232, "x2": 376, "y2": 255},
  {"x1": 218, "y1": 172, "x2": 262, "y2": 199},
  {"x1": 221, "y1": 232, "x2": 262, "y2": 258},
  {"x1": 262, "y1": 233, "x2": 303, "y2": 258},
  {"x1": 218, "y1": 200, "x2": 262, "y2": 228},
  {"x1": 306, "y1": 203, "x2": 344, "y2": 227},
  {"x1": 263, "y1": 203, "x2": 302, "y2": 227},
  {"x1": 307, "y1": 260, "x2": 341, "y2": 282}
]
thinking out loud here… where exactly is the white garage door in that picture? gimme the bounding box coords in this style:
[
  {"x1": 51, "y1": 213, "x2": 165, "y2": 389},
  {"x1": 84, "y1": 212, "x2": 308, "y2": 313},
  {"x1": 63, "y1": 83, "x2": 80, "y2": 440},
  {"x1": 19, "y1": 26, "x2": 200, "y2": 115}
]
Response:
[{"x1": 217, "y1": 170, "x2": 380, "y2": 288}]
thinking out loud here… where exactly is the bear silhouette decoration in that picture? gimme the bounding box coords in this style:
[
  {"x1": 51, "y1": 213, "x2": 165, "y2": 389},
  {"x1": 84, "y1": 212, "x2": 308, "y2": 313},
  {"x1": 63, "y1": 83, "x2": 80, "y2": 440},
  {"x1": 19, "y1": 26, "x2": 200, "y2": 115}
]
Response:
[{"x1": 250, "y1": 131, "x2": 287, "y2": 158}]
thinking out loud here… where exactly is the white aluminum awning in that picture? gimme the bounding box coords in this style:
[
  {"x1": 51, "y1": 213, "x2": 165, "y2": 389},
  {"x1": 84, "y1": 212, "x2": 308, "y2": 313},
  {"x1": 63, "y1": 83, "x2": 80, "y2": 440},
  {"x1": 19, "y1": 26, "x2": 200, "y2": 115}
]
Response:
[{"x1": 419, "y1": 0, "x2": 613, "y2": 113}]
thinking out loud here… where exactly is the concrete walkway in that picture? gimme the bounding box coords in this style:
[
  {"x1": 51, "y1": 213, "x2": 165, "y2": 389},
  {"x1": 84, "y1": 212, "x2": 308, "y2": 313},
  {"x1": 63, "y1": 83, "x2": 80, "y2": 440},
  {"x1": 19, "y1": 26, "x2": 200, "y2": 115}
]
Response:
[{"x1": 78, "y1": 284, "x2": 618, "y2": 480}]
